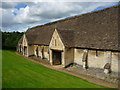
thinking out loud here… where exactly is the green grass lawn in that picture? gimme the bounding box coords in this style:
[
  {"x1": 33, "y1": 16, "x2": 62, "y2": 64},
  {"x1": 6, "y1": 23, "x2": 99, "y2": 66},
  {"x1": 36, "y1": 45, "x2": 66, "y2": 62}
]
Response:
[{"x1": 2, "y1": 50, "x2": 108, "y2": 88}]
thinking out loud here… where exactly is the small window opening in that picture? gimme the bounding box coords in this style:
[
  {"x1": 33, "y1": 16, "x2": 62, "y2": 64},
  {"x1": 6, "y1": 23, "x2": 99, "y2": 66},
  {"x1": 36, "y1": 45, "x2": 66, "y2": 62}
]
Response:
[
  {"x1": 96, "y1": 50, "x2": 98, "y2": 56},
  {"x1": 55, "y1": 39, "x2": 57, "y2": 46}
]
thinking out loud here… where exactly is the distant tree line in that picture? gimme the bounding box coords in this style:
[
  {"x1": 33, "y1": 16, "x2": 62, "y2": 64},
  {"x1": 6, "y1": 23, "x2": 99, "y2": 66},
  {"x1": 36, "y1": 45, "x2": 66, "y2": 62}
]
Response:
[{"x1": 2, "y1": 31, "x2": 23, "y2": 50}]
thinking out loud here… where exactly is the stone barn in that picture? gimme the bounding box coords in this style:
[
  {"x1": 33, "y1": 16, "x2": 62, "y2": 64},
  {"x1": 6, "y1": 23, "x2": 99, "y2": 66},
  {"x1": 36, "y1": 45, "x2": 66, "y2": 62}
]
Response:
[{"x1": 17, "y1": 5, "x2": 120, "y2": 75}]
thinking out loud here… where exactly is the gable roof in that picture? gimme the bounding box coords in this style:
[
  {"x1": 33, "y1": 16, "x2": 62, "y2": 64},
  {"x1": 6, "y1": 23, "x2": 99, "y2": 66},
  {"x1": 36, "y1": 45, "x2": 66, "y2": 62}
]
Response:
[
  {"x1": 18, "y1": 35, "x2": 23, "y2": 44},
  {"x1": 57, "y1": 29, "x2": 75, "y2": 47},
  {"x1": 19, "y1": 4, "x2": 120, "y2": 51}
]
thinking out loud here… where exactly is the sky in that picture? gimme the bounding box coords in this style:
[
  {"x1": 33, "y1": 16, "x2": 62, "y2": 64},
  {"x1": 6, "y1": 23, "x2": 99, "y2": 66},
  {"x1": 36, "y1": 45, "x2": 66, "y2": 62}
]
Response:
[{"x1": 0, "y1": 0, "x2": 119, "y2": 32}]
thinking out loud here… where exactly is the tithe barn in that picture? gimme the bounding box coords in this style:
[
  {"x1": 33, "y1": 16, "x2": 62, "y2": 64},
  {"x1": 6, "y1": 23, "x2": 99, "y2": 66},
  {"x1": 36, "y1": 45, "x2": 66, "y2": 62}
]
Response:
[{"x1": 17, "y1": 5, "x2": 120, "y2": 75}]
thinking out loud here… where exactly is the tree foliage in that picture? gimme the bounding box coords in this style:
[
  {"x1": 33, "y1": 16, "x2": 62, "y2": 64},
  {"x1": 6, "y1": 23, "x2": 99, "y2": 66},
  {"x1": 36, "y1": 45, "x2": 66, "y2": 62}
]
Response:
[{"x1": 2, "y1": 31, "x2": 23, "y2": 49}]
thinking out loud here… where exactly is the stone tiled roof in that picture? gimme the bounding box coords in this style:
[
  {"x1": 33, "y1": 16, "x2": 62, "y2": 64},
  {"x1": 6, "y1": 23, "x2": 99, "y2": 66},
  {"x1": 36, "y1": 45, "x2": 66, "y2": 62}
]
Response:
[
  {"x1": 57, "y1": 29, "x2": 75, "y2": 47},
  {"x1": 19, "y1": 4, "x2": 120, "y2": 51}
]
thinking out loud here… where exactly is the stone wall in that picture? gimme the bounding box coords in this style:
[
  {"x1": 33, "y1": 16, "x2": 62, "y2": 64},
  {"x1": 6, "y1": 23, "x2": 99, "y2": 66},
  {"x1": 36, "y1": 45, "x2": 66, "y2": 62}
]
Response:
[
  {"x1": 33, "y1": 45, "x2": 38, "y2": 56},
  {"x1": 22, "y1": 34, "x2": 28, "y2": 56},
  {"x1": 111, "y1": 52, "x2": 119, "y2": 73},
  {"x1": 43, "y1": 46, "x2": 49, "y2": 60},
  {"x1": 49, "y1": 29, "x2": 65, "y2": 51},
  {"x1": 74, "y1": 48, "x2": 119, "y2": 73},
  {"x1": 64, "y1": 48, "x2": 74, "y2": 66},
  {"x1": 33, "y1": 45, "x2": 49, "y2": 60},
  {"x1": 74, "y1": 48, "x2": 84, "y2": 66},
  {"x1": 22, "y1": 34, "x2": 28, "y2": 46},
  {"x1": 87, "y1": 50, "x2": 106, "y2": 69},
  {"x1": 28, "y1": 45, "x2": 34, "y2": 56}
]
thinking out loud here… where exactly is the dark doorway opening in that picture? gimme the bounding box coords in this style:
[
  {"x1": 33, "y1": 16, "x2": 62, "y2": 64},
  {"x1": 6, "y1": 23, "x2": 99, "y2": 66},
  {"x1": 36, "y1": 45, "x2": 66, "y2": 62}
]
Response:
[
  {"x1": 24, "y1": 46, "x2": 27, "y2": 55},
  {"x1": 52, "y1": 50, "x2": 62, "y2": 65}
]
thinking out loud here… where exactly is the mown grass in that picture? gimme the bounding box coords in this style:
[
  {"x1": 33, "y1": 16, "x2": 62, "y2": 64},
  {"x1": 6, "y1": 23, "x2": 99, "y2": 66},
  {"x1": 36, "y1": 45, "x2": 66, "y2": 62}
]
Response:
[{"x1": 2, "y1": 50, "x2": 108, "y2": 88}]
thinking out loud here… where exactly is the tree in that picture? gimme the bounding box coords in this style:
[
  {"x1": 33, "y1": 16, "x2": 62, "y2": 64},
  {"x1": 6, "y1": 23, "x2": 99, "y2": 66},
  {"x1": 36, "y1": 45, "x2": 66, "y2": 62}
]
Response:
[{"x1": 2, "y1": 31, "x2": 23, "y2": 50}]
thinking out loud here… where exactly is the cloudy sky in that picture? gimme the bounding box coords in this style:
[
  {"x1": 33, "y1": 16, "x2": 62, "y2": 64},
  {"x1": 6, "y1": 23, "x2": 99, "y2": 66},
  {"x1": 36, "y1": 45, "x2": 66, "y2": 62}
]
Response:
[{"x1": 0, "y1": 0, "x2": 119, "y2": 32}]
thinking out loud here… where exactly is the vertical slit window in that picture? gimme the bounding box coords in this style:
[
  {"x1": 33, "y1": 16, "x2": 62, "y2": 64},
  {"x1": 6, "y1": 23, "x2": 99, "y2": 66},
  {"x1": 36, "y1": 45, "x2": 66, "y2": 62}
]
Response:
[
  {"x1": 55, "y1": 39, "x2": 57, "y2": 46},
  {"x1": 96, "y1": 50, "x2": 98, "y2": 56}
]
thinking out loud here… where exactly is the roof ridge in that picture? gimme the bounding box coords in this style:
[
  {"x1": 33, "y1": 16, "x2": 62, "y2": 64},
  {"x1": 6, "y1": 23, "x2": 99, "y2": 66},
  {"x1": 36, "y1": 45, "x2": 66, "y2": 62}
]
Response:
[{"x1": 28, "y1": 4, "x2": 120, "y2": 30}]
